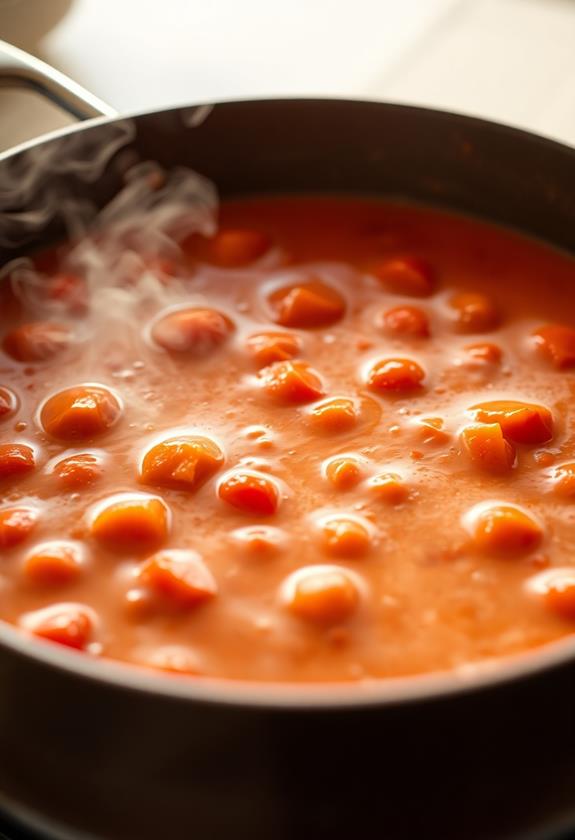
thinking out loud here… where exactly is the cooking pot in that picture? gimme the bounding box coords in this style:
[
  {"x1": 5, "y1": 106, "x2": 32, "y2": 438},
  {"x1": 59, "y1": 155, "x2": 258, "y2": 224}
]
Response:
[{"x1": 1, "y1": 39, "x2": 575, "y2": 840}]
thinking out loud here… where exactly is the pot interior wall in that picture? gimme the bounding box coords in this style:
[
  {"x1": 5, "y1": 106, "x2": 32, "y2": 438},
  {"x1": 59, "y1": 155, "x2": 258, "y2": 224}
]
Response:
[{"x1": 1, "y1": 100, "x2": 575, "y2": 265}]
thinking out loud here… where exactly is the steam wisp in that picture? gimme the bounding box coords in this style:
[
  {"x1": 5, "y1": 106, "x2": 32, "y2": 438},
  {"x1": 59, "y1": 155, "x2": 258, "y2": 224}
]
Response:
[{"x1": 0, "y1": 117, "x2": 219, "y2": 318}]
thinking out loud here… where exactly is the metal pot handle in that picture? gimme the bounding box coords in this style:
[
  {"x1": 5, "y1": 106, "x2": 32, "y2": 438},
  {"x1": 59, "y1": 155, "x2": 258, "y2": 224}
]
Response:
[{"x1": 0, "y1": 39, "x2": 117, "y2": 120}]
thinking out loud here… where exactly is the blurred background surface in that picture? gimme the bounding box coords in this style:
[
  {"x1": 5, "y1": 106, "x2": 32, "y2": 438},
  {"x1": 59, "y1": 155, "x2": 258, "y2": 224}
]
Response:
[{"x1": 0, "y1": 0, "x2": 575, "y2": 151}]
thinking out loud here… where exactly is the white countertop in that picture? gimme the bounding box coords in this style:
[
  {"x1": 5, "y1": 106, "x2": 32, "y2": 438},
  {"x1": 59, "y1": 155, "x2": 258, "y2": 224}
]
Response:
[{"x1": 1, "y1": 0, "x2": 575, "y2": 150}]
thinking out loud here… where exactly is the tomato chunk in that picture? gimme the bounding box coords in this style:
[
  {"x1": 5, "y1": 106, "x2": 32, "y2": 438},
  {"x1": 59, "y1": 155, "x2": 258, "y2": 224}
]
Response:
[
  {"x1": 382, "y1": 305, "x2": 430, "y2": 338},
  {"x1": 449, "y1": 292, "x2": 500, "y2": 333},
  {"x1": 218, "y1": 471, "x2": 280, "y2": 515},
  {"x1": 0, "y1": 386, "x2": 17, "y2": 421},
  {"x1": 324, "y1": 456, "x2": 364, "y2": 490},
  {"x1": 140, "y1": 549, "x2": 217, "y2": 607},
  {"x1": 372, "y1": 257, "x2": 435, "y2": 297},
  {"x1": 321, "y1": 516, "x2": 372, "y2": 558},
  {"x1": 0, "y1": 506, "x2": 38, "y2": 549},
  {"x1": 464, "y1": 342, "x2": 502, "y2": 364},
  {"x1": 140, "y1": 436, "x2": 224, "y2": 492},
  {"x1": 230, "y1": 525, "x2": 286, "y2": 558},
  {"x1": 467, "y1": 504, "x2": 542, "y2": 556},
  {"x1": 531, "y1": 570, "x2": 575, "y2": 620},
  {"x1": 269, "y1": 280, "x2": 346, "y2": 328},
  {"x1": 284, "y1": 565, "x2": 361, "y2": 624},
  {"x1": 51, "y1": 453, "x2": 104, "y2": 490},
  {"x1": 258, "y1": 360, "x2": 324, "y2": 404},
  {"x1": 246, "y1": 331, "x2": 301, "y2": 367},
  {"x1": 368, "y1": 473, "x2": 410, "y2": 505},
  {"x1": 2, "y1": 322, "x2": 72, "y2": 362},
  {"x1": 308, "y1": 397, "x2": 358, "y2": 434},
  {"x1": 151, "y1": 307, "x2": 234, "y2": 356},
  {"x1": 0, "y1": 443, "x2": 35, "y2": 480},
  {"x1": 366, "y1": 357, "x2": 425, "y2": 394},
  {"x1": 206, "y1": 229, "x2": 271, "y2": 267},
  {"x1": 21, "y1": 603, "x2": 95, "y2": 650},
  {"x1": 468, "y1": 400, "x2": 553, "y2": 445},
  {"x1": 533, "y1": 324, "x2": 575, "y2": 369},
  {"x1": 413, "y1": 416, "x2": 451, "y2": 446},
  {"x1": 45, "y1": 273, "x2": 88, "y2": 314},
  {"x1": 550, "y1": 463, "x2": 575, "y2": 499},
  {"x1": 91, "y1": 494, "x2": 170, "y2": 554},
  {"x1": 460, "y1": 423, "x2": 516, "y2": 473},
  {"x1": 40, "y1": 385, "x2": 122, "y2": 441},
  {"x1": 23, "y1": 541, "x2": 84, "y2": 586}
]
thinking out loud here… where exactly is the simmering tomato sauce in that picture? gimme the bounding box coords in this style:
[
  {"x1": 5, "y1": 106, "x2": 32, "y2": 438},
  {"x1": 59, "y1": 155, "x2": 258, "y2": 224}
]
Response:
[{"x1": 2, "y1": 196, "x2": 575, "y2": 683}]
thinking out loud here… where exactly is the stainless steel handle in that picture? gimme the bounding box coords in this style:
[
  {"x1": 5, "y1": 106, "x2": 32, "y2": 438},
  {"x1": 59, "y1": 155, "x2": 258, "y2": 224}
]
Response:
[{"x1": 0, "y1": 39, "x2": 118, "y2": 121}]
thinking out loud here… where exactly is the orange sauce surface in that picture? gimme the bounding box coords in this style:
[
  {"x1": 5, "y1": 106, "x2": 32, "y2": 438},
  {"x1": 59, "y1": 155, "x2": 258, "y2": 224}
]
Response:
[{"x1": 2, "y1": 196, "x2": 575, "y2": 683}]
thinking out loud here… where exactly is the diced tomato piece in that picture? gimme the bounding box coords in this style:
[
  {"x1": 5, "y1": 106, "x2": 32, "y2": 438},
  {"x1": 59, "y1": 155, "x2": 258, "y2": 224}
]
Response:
[
  {"x1": 218, "y1": 471, "x2": 280, "y2": 515},
  {"x1": 533, "y1": 570, "x2": 575, "y2": 620},
  {"x1": 467, "y1": 504, "x2": 542, "y2": 556},
  {"x1": 461, "y1": 423, "x2": 516, "y2": 473},
  {"x1": 413, "y1": 416, "x2": 451, "y2": 446},
  {"x1": 151, "y1": 307, "x2": 234, "y2": 356},
  {"x1": 368, "y1": 473, "x2": 409, "y2": 505},
  {"x1": 21, "y1": 603, "x2": 95, "y2": 650},
  {"x1": 321, "y1": 516, "x2": 371, "y2": 558},
  {"x1": 231, "y1": 525, "x2": 286, "y2": 558},
  {"x1": 372, "y1": 257, "x2": 435, "y2": 297},
  {"x1": 123, "y1": 587, "x2": 156, "y2": 621},
  {"x1": 91, "y1": 494, "x2": 170, "y2": 554},
  {"x1": 258, "y1": 360, "x2": 324, "y2": 404},
  {"x1": 40, "y1": 385, "x2": 122, "y2": 441},
  {"x1": 269, "y1": 280, "x2": 346, "y2": 328},
  {"x1": 51, "y1": 453, "x2": 103, "y2": 490},
  {"x1": 206, "y1": 229, "x2": 271, "y2": 267},
  {"x1": 284, "y1": 565, "x2": 361, "y2": 624},
  {"x1": 308, "y1": 397, "x2": 358, "y2": 433},
  {"x1": 533, "y1": 451, "x2": 555, "y2": 468},
  {"x1": 246, "y1": 331, "x2": 301, "y2": 367},
  {"x1": 324, "y1": 456, "x2": 363, "y2": 490},
  {"x1": 139, "y1": 549, "x2": 217, "y2": 607},
  {"x1": 533, "y1": 324, "x2": 575, "y2": 369},
  {"x1": 45, "y1": 274, "x2": 88, "y2": 314},
  {"x1": 0, "y1": 443, "x2": 35, "y2": 480},
  {"x1": 382, "y1": 305, "x2": 430, "y2": 338},
  {"x1": 464, "y1": 342, "x2": 502, "y2": 364},
  {"x1": 0, "y1": 506, "x2": 38, "y2": 549},
  {"x1": 551, "y1": 463, "x2": 575, "y2": 498},
  {"x1": 0, "y1": 386, "x2": 17, "y2": 421},
  {"x1": 366, "y1": 357, "x2": 425, "y2": 394},
  {"x1": 468, "y1": 400, "x2": 553, "y2": 445},
  {"x1": 140, "y1": 436, "x2": 224, "y2": 492},
  {"x1": 449, "y1": 292, "x2": 500, "y2": 333},
  {"x1": 23, "y1": 541, "x2": 84, "y2": 585},
  {"x1": 2, "y1": 322, "x2": 72, "y2": 362}
]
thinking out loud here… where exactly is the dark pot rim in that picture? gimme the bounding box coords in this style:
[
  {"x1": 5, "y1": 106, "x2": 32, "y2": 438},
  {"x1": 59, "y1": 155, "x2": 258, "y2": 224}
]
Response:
[
  {"x1": 1, "y1": 96, "x2": 575, "y2": 710},
  {"x1": 2, "y1": 95, "x2": 574, "y2": 166}
]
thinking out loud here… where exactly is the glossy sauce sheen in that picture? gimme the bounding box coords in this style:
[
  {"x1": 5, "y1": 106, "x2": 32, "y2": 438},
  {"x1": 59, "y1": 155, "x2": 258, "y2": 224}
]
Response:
[{"x1": 2, "y1": 197, "x2": 575, "y2": 683}]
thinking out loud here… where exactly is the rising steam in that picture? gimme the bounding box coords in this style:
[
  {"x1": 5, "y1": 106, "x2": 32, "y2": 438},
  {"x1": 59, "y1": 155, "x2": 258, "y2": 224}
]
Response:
[{"x1": 0, "y1": 116, "x2": 218, "y2": 316}]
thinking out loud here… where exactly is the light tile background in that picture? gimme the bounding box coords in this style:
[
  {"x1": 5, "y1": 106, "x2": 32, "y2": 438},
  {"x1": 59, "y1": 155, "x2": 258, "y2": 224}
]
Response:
[{"x1": 0, "y1": 0, "x2": 574, "y2": 150}]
